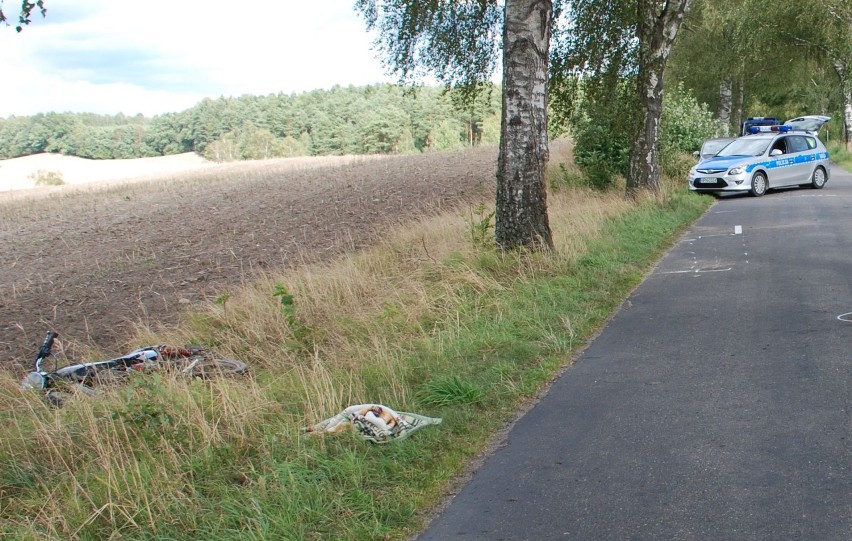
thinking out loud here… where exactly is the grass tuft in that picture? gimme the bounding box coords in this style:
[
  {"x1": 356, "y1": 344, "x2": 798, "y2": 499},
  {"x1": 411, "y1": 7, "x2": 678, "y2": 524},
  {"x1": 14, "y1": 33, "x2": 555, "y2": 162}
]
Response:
[{"x1": 418, "y1": 375, "x2": 485, "y2": 406}]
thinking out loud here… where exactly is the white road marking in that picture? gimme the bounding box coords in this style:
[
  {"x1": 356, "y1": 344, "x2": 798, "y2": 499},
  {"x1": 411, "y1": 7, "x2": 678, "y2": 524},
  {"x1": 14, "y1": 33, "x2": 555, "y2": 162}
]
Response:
[
  {"x1": 693, "y1": 233, "x2": 737, "y2": 239},
  {"x1": 838, "y1": 312, "x2": 852, "y2": 323},
  {"x1": 667, "y1": 227, "x2": 745, "y2": 275},
  {"x1": 660, "y1": 267, "x2": 732, "y2": 275}
]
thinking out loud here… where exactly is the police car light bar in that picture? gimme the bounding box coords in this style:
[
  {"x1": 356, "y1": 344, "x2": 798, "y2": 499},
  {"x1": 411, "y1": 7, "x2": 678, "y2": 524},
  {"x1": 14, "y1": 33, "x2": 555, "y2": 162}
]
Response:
[{"x1": 749, "y1": 125, "x2": 792, "y2": 134}]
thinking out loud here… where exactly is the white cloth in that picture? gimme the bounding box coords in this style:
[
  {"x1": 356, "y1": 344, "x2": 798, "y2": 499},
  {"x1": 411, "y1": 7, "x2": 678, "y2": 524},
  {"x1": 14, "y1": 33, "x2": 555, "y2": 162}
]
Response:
[{"x1": 306, "y1": 403, "x2": 442, "y2": 444}]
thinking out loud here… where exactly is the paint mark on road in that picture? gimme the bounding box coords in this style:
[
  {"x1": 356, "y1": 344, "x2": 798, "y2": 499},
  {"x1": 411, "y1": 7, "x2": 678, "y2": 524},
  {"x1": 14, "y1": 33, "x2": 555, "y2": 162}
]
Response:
[
  {"x1": 660, "y1": 267, "x2": 732, "y2": 275},
  {"x1": 689, "y1": 233, "x2": 738, "y2": 240}
]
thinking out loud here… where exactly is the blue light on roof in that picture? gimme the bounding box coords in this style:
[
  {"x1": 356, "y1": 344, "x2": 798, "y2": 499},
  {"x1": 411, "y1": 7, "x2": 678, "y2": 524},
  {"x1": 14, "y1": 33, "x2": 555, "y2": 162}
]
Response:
[{"x1": 749, "y1": 125, "x2": 792, "y2": 134}]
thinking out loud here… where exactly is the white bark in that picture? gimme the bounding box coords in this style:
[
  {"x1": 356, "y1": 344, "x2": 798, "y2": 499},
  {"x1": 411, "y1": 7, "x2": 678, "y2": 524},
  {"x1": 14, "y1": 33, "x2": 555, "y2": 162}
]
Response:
[
  {"x1": 627, "y1": 0, "x2": 692, "y2": 197},
  {"x1": 718, "y1": 78, "x2": 732, "y2": 134},
  {"x1": 836, "y1": 59, "x2": 852, "y2": 149},
  {"x1": 495, "y1": 0, "x2": 553, "y2": 250},
  {"x1": 735, "y1": 79, "x2": 745, "y2": 134},
  {"x1": 844, "y1": 99, "x2": 852, "y2": 150}
]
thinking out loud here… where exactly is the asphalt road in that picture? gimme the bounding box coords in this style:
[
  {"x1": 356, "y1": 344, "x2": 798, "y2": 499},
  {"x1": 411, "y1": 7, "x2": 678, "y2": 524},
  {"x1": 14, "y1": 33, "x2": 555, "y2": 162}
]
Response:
[{"x1": 420, "y1": 165, "x2": 852, "y2": 540}]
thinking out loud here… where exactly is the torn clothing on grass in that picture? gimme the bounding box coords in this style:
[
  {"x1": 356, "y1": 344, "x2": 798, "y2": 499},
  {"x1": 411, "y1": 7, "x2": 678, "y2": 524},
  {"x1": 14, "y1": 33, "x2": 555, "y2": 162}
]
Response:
[{"x1": 306, "y1": 404, "x2": 442, "y2": 444}]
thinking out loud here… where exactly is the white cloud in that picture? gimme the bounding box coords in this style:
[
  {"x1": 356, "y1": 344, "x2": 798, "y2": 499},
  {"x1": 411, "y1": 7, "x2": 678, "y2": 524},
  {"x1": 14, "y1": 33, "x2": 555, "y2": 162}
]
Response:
[{"x1": 0, "y1": 0, "x2": 394, "y2": 116}]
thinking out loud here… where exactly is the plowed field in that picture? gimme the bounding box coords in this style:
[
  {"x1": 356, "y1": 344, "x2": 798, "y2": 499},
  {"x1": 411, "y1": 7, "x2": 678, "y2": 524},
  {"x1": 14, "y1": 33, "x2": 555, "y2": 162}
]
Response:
[{"x1": 1, "y1": 147, "x2": 500, "y2": 370}]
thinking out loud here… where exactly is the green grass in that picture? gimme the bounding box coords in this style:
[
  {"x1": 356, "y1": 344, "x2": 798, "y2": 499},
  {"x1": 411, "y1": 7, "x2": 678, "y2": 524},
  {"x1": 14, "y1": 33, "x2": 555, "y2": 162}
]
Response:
[
  {"x1": 829, "y1": 143, "x2": 852, "y2": 172},
  {"x1": 0, "y1": 176, "x2": 712, "y2": 540}
]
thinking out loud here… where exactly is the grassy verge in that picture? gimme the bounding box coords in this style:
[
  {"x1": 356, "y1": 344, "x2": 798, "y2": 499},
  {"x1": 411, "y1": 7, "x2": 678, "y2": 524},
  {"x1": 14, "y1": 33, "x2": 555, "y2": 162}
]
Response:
[
  {"x1": 0, "y1": 151, "x2": 713, "y2": 540},
  {"x1": 829, "y1": 143, "x2": 852, "y2": 171}
]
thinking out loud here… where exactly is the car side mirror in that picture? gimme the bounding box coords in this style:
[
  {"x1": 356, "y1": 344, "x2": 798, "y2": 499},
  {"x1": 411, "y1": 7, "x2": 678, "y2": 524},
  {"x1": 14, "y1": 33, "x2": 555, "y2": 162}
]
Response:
[
  {"x1": 693, "y1": 151, "x2": 699, "y2": 157},
  {"x1": 769, "y1": 149, "x2": 783, "y2": 157}
]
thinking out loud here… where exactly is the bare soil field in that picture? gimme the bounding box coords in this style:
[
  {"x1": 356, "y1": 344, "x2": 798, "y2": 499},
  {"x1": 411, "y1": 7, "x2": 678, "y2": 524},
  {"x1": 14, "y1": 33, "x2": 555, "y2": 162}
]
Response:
[{"x1": 0, "y1": 148, "x2": 499, "y2": 370}]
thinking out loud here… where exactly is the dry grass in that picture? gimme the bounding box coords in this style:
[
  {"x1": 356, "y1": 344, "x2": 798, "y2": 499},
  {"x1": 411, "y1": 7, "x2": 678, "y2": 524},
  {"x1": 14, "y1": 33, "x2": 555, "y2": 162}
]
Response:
[
  {"x1": 147, "y1": 177, "x2": 633, "y2": 372},
  {"x1": 1, "y1": 375, "x2": 275, "y2": 537}
]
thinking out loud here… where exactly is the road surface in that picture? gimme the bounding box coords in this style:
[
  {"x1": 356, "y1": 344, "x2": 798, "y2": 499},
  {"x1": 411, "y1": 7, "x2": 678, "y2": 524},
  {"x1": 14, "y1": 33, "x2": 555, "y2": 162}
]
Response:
[{"x1": 420, "y1": 165, "x2": 852, "y2": 540}]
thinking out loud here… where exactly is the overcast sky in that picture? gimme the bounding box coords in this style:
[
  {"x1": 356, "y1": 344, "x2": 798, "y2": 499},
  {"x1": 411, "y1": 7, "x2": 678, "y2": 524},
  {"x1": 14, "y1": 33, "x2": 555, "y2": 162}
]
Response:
[{"x1": 0, "y1": 0, "x2": 396, "y2": 117}]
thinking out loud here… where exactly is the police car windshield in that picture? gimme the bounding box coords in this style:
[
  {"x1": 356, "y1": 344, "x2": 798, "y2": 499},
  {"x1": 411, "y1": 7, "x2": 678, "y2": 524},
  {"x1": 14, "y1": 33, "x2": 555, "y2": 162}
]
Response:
[{"x1": 716, "y1": 137, "x2": 770, "y2": 157}]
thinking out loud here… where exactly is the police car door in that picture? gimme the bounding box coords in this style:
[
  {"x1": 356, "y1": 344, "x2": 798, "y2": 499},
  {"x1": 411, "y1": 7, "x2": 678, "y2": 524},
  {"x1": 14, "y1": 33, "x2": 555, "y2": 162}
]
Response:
[
  {"x1": 785, "y1": 135, "x2": 813, "y2": 184},
  {"x1": 768, "y1": 136, "x2": 795, "y2": 186}
]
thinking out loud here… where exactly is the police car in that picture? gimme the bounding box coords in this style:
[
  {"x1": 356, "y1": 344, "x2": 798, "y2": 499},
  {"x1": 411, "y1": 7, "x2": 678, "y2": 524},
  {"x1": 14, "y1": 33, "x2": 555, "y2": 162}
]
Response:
[{"x1": 688, "y1": 115, "x2": 831, "y2": 197}]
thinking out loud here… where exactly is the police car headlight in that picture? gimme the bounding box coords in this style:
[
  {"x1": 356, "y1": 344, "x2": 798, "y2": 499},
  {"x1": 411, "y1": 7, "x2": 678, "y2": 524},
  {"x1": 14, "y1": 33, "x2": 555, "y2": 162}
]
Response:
[{"x1": 729, "y1": 166, "x2": 744, "y2": 175}]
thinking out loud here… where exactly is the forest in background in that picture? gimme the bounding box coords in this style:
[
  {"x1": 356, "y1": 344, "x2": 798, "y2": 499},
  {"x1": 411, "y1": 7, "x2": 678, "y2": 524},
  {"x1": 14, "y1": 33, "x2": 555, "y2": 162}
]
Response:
[
  {"x1": 0, "y1": 84, "x2": 502, "y2": 162},
  {"x1": 2, "y1": 0, "x2": 848, "y2": 181}
]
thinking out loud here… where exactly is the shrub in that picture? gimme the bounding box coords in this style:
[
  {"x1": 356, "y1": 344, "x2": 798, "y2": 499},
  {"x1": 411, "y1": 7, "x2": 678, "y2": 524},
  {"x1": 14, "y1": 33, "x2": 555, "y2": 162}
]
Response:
[
  {"x1": 661, "y1": 83, "x2": 727, "y2": 155},
  {"x1": 572, "y1": 116, "x2": 630, "y2": 190},
  {"x1": 660, "y1": 148, "x2": 698, "y2": 179},
  {"x1": 464, "y1": 203, "x2": 495, "y2": 249},
  {"x1": 569, "y1": 78, "x2": 635, "y2": 190},
  {"x1": 572, "y1": 82, "x2": 726, "y2": 188}
]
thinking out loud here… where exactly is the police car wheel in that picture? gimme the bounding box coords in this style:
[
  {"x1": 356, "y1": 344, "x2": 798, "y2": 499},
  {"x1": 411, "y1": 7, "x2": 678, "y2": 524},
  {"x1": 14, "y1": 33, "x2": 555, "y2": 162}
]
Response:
[
  {"x1": 750, "y1": 172, "x2": 767, "y2": 197},
  {"x1": 811, "y1": 167, "x2": 826, "y2": 189}
]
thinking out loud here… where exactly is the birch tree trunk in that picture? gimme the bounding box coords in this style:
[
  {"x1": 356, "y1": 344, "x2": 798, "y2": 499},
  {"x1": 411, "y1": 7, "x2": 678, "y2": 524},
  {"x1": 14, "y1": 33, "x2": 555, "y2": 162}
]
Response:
[
  {"x1": 495, "y1": 0, "x2": 554, "y2": 251},
  {"x1": 718, "y1": 78, "x2": 733, "y2": 134},
  {"x1": 735, "y1": 78, "x2": 745, "y2": 135},
  {"x1": 626, "y1": 0, "x2": 692, "y2": 198},
  {"x1": 836, "y1": 60, "x2": 852, "y2": 150}
]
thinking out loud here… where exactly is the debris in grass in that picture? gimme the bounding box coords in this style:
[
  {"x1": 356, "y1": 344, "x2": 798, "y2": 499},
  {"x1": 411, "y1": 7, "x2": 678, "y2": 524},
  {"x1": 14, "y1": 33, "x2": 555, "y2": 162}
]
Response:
[{"x1": 305, "y1": 404, "x2": 442, "y2": 444}]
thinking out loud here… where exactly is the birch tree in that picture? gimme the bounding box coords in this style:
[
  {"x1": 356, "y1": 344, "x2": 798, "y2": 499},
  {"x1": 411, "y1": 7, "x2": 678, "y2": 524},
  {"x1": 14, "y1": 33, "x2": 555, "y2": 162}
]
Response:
[
  {"x1": 356, "y1": 0, "x2": 554, "y2": 250},
  {"x1": 497, "y1": 0, "x2": 554, "y2": 250},
  {"x1": 552, "y1": 0, "x2": 692, "y2": 196},
  {"x1": 625, "y1": 0, "x2": 692, "y2": 197}
]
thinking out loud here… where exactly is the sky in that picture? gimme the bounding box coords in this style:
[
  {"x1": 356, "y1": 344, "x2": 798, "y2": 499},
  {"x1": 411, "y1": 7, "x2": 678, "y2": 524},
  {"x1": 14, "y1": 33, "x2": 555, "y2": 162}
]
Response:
[{"x1": 0, "y1": 0, "x2": 397, "y2": 117}]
